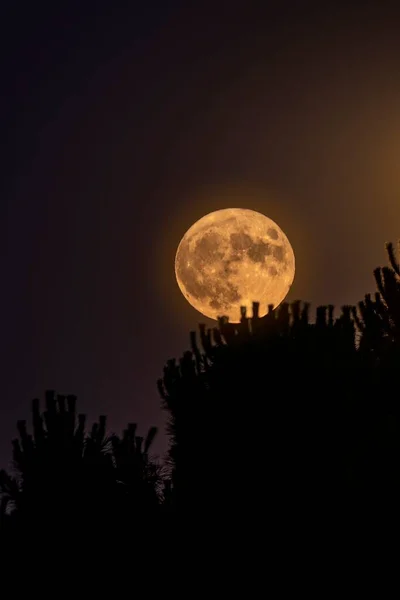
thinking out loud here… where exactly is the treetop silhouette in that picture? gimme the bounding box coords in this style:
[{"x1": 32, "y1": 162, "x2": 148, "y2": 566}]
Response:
[{"x1": 1, "y1": 238, "x2": 400, "y2": 547}]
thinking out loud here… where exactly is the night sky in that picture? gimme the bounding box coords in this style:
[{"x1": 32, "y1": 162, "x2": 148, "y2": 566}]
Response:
[{"x1": 2, "y1": 1, "x2": 400, "y2": 465}]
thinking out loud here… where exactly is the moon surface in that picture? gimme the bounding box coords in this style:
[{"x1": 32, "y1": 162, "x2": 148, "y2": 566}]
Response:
[{"x1": 175, "y1": 208, "x2": 295, "y2": 322}]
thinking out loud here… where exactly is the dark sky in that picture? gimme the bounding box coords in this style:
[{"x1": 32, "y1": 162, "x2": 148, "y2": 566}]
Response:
[{"x1": 2, "y1": 1, "x2": 400, "y2": 465}]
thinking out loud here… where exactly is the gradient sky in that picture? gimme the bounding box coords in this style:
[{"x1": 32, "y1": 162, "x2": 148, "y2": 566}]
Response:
[{"x1": 2, "y1": 1, "x2": 400, "y2": 465}]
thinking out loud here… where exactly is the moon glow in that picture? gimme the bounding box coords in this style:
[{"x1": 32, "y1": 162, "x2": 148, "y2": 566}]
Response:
[{"x1": 175, "y1": 208, "x2": 295, "y2": 322}]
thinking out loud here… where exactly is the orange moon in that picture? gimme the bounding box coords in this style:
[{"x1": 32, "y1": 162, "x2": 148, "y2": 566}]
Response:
[{"x1": 175, "y1": 208, "x2": 295, "y2": 322}]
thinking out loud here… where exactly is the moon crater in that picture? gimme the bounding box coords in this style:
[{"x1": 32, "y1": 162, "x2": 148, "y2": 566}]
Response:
[{"x1": 175, "y1": 208, "x2": 295, "y2": 321}]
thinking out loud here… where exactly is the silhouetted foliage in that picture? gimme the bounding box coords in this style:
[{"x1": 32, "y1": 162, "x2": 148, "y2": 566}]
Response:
[
  {"x1": 2, "y1": 238, "x2": 400, "y2": 555},
  {"x1": 0, "y1": 391, "x2": 162, "y2": 552},
  {"x1": 158, "y1": 240, "x2": 400, "y2": 533}
]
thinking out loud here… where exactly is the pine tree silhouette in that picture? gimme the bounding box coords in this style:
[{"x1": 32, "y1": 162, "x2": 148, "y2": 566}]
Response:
[
  {"x1": 158, "y1": 240, "x2": 400, "y2": 533},
  {"x1": 0, "y1": 390, "x2": 162, "y2": 554},
  {"x1": 159, "y1": 300, "x2": 359, "y2": 528},
  {"x1": 2, "y1": 238, "x2": 400, "y2": 562}
]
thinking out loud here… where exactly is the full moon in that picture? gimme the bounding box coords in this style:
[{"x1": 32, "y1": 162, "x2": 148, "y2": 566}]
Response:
[{"x1": 175, "y1": 208, "x2": 295, "y2": 322}]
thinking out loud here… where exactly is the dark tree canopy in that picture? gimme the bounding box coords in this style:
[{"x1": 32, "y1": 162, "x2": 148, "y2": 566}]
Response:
[
  {"x1": 1, "y1": 239, "x2": 400, "y2": 563},
  {"x1": 159, "y1": 240, "x2": 400, "y2": 532},
  {"x1": 0, "y1": 391, "x2": 163, "y2": 560}
]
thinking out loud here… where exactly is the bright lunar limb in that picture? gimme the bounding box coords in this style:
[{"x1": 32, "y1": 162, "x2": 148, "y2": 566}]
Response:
[{"x1": 175, "y1": 208, "x2": 295, "y2": 322}]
